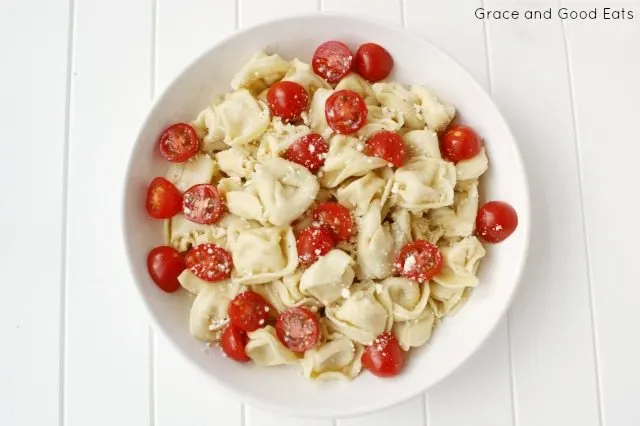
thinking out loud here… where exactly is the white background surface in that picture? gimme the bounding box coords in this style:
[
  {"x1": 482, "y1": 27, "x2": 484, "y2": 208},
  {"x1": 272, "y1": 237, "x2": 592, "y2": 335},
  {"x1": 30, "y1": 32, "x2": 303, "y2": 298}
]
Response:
[{"x1": 1, "y1": 0, "x2": 638, "y2": 425}]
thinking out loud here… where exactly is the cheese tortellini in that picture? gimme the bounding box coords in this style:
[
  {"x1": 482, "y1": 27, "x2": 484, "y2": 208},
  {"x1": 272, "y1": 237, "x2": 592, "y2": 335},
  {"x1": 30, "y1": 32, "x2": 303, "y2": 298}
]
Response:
[{"x1": 159, "y1": 49, "x2": 492, "y2": 382}]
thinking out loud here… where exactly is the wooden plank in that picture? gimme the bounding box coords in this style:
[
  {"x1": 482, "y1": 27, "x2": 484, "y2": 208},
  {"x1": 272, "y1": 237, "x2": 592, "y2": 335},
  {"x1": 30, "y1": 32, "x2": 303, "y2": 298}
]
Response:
[
  {"x1": 321, "y1": 0, "x2": 402, "y2": 23},
  {"x1": 338, "y1": 399, "x2": 425, "y2": 426},
  {"x1": 484, "y1": 1, "x2": 600, "y2": 425},
  {"x1": 153, "y1": 1, "x2": 243, "y2": 425},
  {"x1": 403, "y1": 2, "x2": 514, "y2": 425},
  {"x1": 64, "y1": 1, "x2": 152, "y2": 425},
  {"x1": 0, "y1": 1, "x2": 70, "y2": 425},
  {"x1": 563, "y1": 2, "x2": 640, "y2": 424}
]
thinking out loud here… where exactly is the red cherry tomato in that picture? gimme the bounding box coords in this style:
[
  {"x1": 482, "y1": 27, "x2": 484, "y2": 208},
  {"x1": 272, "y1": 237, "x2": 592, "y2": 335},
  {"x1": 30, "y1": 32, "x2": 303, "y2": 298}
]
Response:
[
  {"x1": 275, "y1": 307, "x2": 320, "y2": 353},
  {"x1": 282, "y1": 133, "x2": 329, "y2": 174},
  {"x1": 296, "y1": 225, "x2": 336, "y2": 267},
  {"x1": 158, "y1": 123, "x2": 199, "y2": 162},
  {"x1": 364, "y1": 130, "x2": 407, "y2": 167},
  {"x1": 267, "y1": 81, "x2": 309, "y2": 122},
  {"x1": 146, "y1": 177, "x2": 183, "y2": 219},
  {"x1": 362, "y1": 332, "x2": 405, "y2": 377},
  {"x1": 182, "y1": 184, "x2": 226, "y2": 225},
  {"x1": 354, "y1": 43, "x2": 394, "y2": 82},
  {"x1": 147, "y1": 246, "x2": 185, "y2": 293},
  {"x1": 184, "y1": 243, "x2": 233, "y2": 282},
  {"x1": 476, "y1": 201, "x2": 518, "y2": 243},
  {"x1": 325, "y1": 90, "x2": 368, "y2": 135},
  {"x1": 312, "y1": 202, "x2": 354, "y2": 242},
  {"x1": 228, "y1": 291, "x2": 272, "y2": 332},
  {"x1": 440, "y1": 124, "x2": 482, "y2": 163},
  {"x1": 220, "y1": 324, "x2": 250, "y2": 363},
  {"x1": 312, "y1": 40, "x2": 354, "y2": 84},
  {"x1": 394, "y1": 240, "x2": 443, "y2": 283}
]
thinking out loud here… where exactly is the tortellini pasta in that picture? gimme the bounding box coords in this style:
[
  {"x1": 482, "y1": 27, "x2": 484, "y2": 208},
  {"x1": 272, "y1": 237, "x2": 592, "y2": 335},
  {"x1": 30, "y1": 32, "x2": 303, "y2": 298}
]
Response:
[
  {"x1": 393, "y1": 156, "x2": 457, "y2": 210},
  {"x1": 229, "y1": 224, "x2": 298, "y2": 285},
  {"x1": 326, "y1": 283, "x2": 393, "y2": 345},
  {"x1": 245, "y1": 326, "x2": 298, "y2": 366},
  {"x1": 456, "y1": 148, "x2": 489, "y2": 181},
  {"x1": 320, "y1": 135, "x2": 387, "y2": 188},
  {"x1": 254, "y1": 157, "x2": 320, "y2": 226},
  {"x1": 158, "y1": 50, "x2": 493, "y2": 382},
  {"x1": 178, "y1": 270, "x2": 241, "y2": 341},
  {"x1": 230, "y1": 51, "x2": 290, "y2": 93},
  {"x1": 282, "y1": 58, "x2": 331, "y2": 95},
  {"x1": 357, "y1": 201, "x2": 394, "y2": 280},
  {"x1": 300, "y1": 336, "x2": 364, "y2": 381},
  {"x1": 336, "y1": 72, "x2": 378, "y2": 106},
  {"x1": 429, "y1": 180, "x2": 479, "y2": 238},
  {"x1": 300, "y1": 249, "x2": 355, "y2": 305},
  {"x1": 166, "y1": 153, "x2": 216, "y2": 191},
  {"x1": 214, "y1": 89, "x2": 270, "y2": 147}
]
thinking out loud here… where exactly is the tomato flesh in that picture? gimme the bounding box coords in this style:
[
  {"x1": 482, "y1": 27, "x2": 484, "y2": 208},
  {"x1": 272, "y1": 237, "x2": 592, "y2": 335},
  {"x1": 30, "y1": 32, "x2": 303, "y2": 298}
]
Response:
[
  {"x1": 276, "y1": 307, "x2": 320, "y2": 353},
  {"x1": 184, "y1": 243, "x2": 233, "y2": 282},
  {"x1": 362, "y1": 332, "x2": 405, "y2": 377},
  {"x1": 312, "y1": 40, "x2": 354, "y2": 84},
  {"x1": 182, "y1": 184, "x2": 226, "y2": 225},
  {"x1": 146, "y1": 177, "x2": 183, "y2": 219},
  {"x1": 282, "y1": 133, "x2": 328, "y2": 173},
  {"x1": 296, "y1": 225, "x2": 336, "y2": 267},
  {"x1": 354, "y1": 43, "x2": 394, "y2": 82},
  {"x1": 158, "y1": 123, "x2": 199, "y2": 162},
  {"x1": 325, "y1": 90, "x2": 368, "y2": 135},
  {"x1": 312, "y1": 202, "x2": 353, "y2": 242},
  {"x1": 220, "y1": 324, "x2": 250, "y2": 363},
  {"x1": 147, "y1": 246, "x2": 185, "y2": 293},
  {"x1": 394, "y1": 240, "x2": 443, "y2": 283},
  {"x1": 267, "y1": 81, "x2": 309, "y2": 122},
  {"x1": 476, "y1": 201, "x2": 518, "y2": 243},
  {"x1": 440, "y1": 124, "x2": 482, "y2": 163},
  {"x1": 364, "y1": 130, "x2": 407, "y2": 167},
  {"x1": 228, "y1": 291, "x2": 272, "y2": 332}
]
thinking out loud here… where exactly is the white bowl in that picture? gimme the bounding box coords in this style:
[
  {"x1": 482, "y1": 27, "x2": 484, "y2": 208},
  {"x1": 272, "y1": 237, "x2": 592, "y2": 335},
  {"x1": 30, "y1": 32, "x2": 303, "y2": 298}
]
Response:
[{"x1": 122, "y1": 13, "x2": 530, "y2": 419}]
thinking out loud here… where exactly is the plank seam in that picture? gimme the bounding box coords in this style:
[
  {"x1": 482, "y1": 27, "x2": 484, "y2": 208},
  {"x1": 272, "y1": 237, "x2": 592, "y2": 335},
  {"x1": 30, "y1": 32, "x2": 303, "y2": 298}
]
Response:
[
  {"x1": 59, "y1": 0, "x2": 77, "y2": 424},
  {"x1": 400, "y1": 0, "x2": 406, "y2": 27},
  {"x1": 559, "y1": 14, "x2": 605, "y2": 426},
  {"x1": 482, "y1": 3, "x2": 517, "y2": 426},
  {"x1": 149, "y1": 0, "x2": 158, "y2": 424}
]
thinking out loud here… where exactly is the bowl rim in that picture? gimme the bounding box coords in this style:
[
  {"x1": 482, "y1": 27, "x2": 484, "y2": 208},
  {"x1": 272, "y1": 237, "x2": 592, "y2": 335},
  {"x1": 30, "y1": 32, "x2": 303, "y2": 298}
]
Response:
[{"x1": 121, "y1": 11, "x2": 531, "y2": 419}]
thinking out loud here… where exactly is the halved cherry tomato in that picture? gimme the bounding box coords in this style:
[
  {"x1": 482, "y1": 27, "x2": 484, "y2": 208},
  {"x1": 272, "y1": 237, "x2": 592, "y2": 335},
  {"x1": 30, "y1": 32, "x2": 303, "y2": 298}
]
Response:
[
  {"x1": 220, "y1": 324, "x2": 250, "y2": 363},
  {"x1": 228, "y1": 291, "x2": 272, "y2": 332},
  {"x1": 184, "y1": 243, "x2": 233, "y2": 282},
  {"x1": 182, "y1": 184, "x2": 226, "y2": 225},
  {"x1": 394, "y1": 240, "x2": 443, "y2": 283},
  {"x1": 146, "y1": 177, "x2": 182, "y2": 219},
  {"x1": 282, "y1": 133, "x2": 328, "y2": 173},
  {"x1": 325, "y1": 90, "x2": 368, "y2": 135},
  {"x1": 158, "y1": 123, "x2": 199, "y2": 162},
  {"x1": 312, "y1": 202, "x2": 353, "y2": 242},
  {"x1": 267, "y1": 81, "x2": 309, "y2": 122},
  {"x1": 147, "y1": 246, "x2": 185, "y2": 293},
  {"x1": 362, "y1": 332, "x2": 405, "y2": 377},
  {"x1": 276, "y1": 307, "x2": 320, "y2": 353},
  {"x1": 296, "y1": 225, "x2": 336, "y2": 267},
  {"x1": 312, "y1": 40, "x2": 353, "y2": 84},
  {"x1": 440, "y1": 124, "x2": 482, "y2": 163},
  {"x1": 354, "y1": 43, "x2": 394, "y2": 82},
  {"x1": 364, "y1": 130, "x2": 407, "y2": 167},
  {"x1": 476, "y1": 201, "x2": 518, "y2": 243}
]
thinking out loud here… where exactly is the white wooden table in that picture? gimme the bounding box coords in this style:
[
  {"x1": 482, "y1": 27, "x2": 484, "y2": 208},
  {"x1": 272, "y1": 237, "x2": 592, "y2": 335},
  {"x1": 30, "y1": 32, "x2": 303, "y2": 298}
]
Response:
[{"x1": 2, "y1": 0, "x2": 639, "y2": 425}]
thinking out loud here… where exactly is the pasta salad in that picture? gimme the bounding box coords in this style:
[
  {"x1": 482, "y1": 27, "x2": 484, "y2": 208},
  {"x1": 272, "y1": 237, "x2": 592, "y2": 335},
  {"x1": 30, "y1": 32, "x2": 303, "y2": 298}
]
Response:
[{"x1": 143, "y1": 40, "x2": 519, "y2": 380}]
